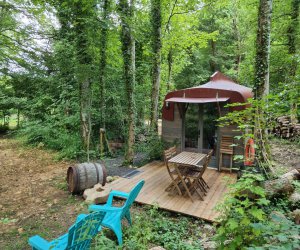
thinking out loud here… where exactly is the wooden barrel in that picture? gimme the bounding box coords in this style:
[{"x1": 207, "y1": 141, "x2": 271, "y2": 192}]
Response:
[{"x1": 67, "y1": 162, "x2": 107, "y2": 193}]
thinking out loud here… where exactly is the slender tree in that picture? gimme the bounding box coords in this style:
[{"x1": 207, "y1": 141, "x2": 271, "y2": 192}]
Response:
[
  {"x1": 287, "y1": 0, "x2": 299, "y2": 122},
  {"x1": 150, "y1": 0, "x2": 162, "y2": 130},
  {"x1": 119, "y1": 0, "x2": 136, "y2": 164},
  {"x1": 167, "y1": 48, "x2": 173, "y2": 91},
  {"x1": 73, "y1": 0, "x2": 95, "y2": 155},
  {"x1": 99, "y1": 0, "x2": 111, "y2": 129},
  {"x1": 253, "y1": 0, "x2": 273, "y2": 166},
  {"x1": 254, "y1": 0, "x2": 273, "y2": 98}
]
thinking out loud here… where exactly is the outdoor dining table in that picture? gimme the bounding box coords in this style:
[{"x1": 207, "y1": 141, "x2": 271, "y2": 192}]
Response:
[{"x1": 168, "y1": 151, "x2": 207, "y2": 201}]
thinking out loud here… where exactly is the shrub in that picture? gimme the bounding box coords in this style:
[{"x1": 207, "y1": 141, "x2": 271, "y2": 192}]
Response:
[
  {"x1": 18, "y1": 120, "x2": 83, "y2": 159},
  {"x1": 215, "y1": 173, "x2": 269, "y2": 249},
  {"x1": 0, "y1": 124, "x2": 9, "y2": 133},
  {"x1": 135, "y1": 129, "x2": 173, "y2": 161},
  {"x1": 93, "y1": 206, "x2": 202, "y2": 250},
  {"x1": 215, "y1": 173, "x2": 300, "y2": 249}
]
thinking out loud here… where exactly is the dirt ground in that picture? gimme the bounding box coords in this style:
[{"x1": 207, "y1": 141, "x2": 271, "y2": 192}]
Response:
[
  {"x1": 270, "y1": 138, "x2": 300, "y2": 175},
  {"x1": 0, "y1": 137, "x2": 85, "y2": 249}
]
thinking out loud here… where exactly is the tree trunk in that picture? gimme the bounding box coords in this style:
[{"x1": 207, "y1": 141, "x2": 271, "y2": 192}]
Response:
[
  {"x1": 167, "y1": 48, "x2": 173, "y2": 92},
  {"x1": 209, "y1": 39, "x2": 217, "y2": 72},
  {"x1": 120, "y1": 0, "x2": 136, "y2": 164},
  {"x1": 232, "y1": 6, "x2": 242, "y2": 78},
  {"x1": 253, "y1": 0, "x2": 273, "y2": 165},
  {"x1": 287, "y1": 0, "x2": 300, "y2": 123},
  {"x1": 99, "y1": 0, "x2": 110, "y2": 129},
  {"x1": 254, "y1": 0, "x2": 273, "y2": 98},
  {"x1": 73, "y1": 1, "x2": 94, "y2": 154},
  {"x1": 17, "y1": 108, "x2": 20, "y2": 128},
  {"x1": 150, "y1": 0, "x2": 162, "y2": 130}
]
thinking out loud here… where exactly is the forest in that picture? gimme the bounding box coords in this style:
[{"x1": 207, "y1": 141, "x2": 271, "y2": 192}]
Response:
[
  {"x1": 0, "y1": 0, "x2": 298, "y2": 162},
  {"x1": 0, "y1": 0, "x2": 300, "y2": 249}
]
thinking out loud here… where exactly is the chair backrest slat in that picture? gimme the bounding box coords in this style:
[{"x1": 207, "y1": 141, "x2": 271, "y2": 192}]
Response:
[
  {"x1": 163, "y1": 146, "x2": 177, "y2": 162},
  {"x1": 66, "y1": 211, "x2": 106, "y2": 249},
  {"x1": 163, "y1": 146, "x2": 177, "y2": 175},
  {"x1": 122, "y1": 180, "x2": 145, "y2": 218},
  {"x1": 200, "y1": 150, "x2": 213, "y2": 175},
  {"x1": 220, "y1": 136, "x2": 234, "y2": 154}
]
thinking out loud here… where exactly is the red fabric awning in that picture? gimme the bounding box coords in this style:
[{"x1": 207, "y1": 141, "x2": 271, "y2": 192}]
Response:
[{"x1": 165, "y1": 97, "x2": 230, "y2": 104}]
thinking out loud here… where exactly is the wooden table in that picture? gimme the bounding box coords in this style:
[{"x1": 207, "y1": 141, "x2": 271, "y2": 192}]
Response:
[
  {"x1": 168, "y1": 151, "x2": 207, "y2": 201},
  {"x1": 168, "y1": 151, "x2": 206, "y2": 167}
]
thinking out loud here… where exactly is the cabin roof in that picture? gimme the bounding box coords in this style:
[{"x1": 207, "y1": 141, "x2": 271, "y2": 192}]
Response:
[{"x1": 162, "y1": 71, "x2": 253, "y2": 121}]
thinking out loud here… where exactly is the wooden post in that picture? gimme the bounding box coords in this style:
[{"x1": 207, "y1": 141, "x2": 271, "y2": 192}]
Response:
[
  {"x1": 100, "y1": 128, "x2": 105, "y2": 158},
  {"x1": 198, "y1": 104, "x2": 204, "y2": 153},
  {"x1": 216, "y1": 127, "x2": 221, "y2": 171},
  {"x1": 181, "y1": 104, "x2": 186, "y2": 152}
]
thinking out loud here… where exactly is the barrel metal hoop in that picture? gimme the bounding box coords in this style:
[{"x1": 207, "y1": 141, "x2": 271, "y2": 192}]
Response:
[
  {"x1": 83, "y1": 163, "x2": 88, "y2": 189},
  {"x1": 93, "y1": 162, "x2": 100, "y2": 184},
  {"x1": 72, "y1": 166, "x2": 79, "y2": 193},
  {"x1": 101, "y1": 161, "x2": 107, "y2": 186}
]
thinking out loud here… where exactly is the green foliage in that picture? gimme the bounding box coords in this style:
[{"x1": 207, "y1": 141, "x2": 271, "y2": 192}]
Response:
[
  {"x1": 92, "y1": 231, "x2": 118, "y2": 250},
  {"x1": 215, "y1": 173, "x2": 268, "y2": 249},
  {"x1": 19, "y1": 120, "x2": 83, "y2": 160},
  {"x1": 0, "y1": 124, "x2": 9, "y2": 133},
  {"x1": 93, "y1": 206, "x2": 202, "y2": 250},
  {"x1": 215, "y1": 173, "x2": 300, "y2": 249},
  {"x1": 124, "y1": 206, "x2": 202, "y2": 250},
  {"x1": 247, "y1": 213, "x2": 300, "y2": 250},
  {"x1": 217, "y1": 90, "x2": 299, "y2": 173},
  {"x1": 135, "y1": 128, "x2": 176, "y2": 161}
]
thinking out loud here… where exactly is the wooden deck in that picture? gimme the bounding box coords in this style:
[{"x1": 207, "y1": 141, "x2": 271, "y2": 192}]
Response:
[{"x1": 110, "y1": 161, "x2": 237, "y2": 222}]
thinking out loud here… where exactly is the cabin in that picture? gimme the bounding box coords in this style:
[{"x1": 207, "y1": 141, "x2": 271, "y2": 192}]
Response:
[
  {"x1": 161, "y1": 71, "x2": 253, "y2": 171},
  {"x1": 108, "y1": 72, "x2": 252, "y2": 222}
]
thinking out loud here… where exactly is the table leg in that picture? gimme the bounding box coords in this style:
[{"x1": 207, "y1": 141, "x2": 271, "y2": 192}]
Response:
[{"x1": 175, "y1": 165, "x2": 194, "y2": 202}]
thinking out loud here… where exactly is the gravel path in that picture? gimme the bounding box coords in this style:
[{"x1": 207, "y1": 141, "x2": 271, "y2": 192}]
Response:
[{"x1": 101, "y1": 152, "x2": 149, "y2": 177}]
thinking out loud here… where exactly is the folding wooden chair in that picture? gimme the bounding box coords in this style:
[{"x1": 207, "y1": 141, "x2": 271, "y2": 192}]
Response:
[
  {"x1": 182, "y1": 150, "x2": 213, "y2": 200},
  {"x1": 163, "y1": 146, "x2": 185, "y2": 196},
  {"x1": 219, "y1": 136, "x2": 234, "y2": 172}
]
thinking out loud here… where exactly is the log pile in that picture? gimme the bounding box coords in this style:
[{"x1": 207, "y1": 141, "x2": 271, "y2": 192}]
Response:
[{"x1": 273, "y1": 116, "x2": 300, "y2": 139}]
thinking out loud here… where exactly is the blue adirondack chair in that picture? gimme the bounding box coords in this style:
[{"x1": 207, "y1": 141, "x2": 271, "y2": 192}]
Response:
[
  {"x1": 28, "y1": 211, "x2": 106, "y2": 250},
  {"x1": 88, "y1": 179, "x2": 145, "y2": 245}
]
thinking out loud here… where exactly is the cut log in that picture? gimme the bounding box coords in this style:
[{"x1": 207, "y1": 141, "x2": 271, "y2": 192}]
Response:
[
  {"x1": 289, "y1": 191, "x2": 300, "y2": 205},
  {"x1": 264, "y1": 177, "x2": 294, "y2": 198},
  {"x1": 291, "y1": 209, "x2": 300, "y2": 225},
  {"x1": 273, "y1": 116, "x2": 300, "y2": 140},
  {"x1": 281, "y1": 169, "x2": 300, "y2": 181}
]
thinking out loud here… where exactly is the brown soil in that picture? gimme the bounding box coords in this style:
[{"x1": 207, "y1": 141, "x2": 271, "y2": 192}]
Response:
[
  {"x1": 270, "y1": 139, "x2": 300, "y2": 175},
  {"x1": 0, "y1": 137, "x2": 84, "y2": 249}
]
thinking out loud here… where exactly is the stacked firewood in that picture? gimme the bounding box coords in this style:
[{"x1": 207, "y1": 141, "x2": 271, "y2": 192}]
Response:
[{"x1": 273, "y1": 116, "x2": 300, "y2": 139}]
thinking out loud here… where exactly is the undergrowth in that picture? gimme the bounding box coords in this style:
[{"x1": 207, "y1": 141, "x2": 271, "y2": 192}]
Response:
[
  {"x1": 93, "y1": 205, "x2": 204, "y2": 250},
  {"x1": 215, "y1": 173, "x2": 300, "y2": 250}
]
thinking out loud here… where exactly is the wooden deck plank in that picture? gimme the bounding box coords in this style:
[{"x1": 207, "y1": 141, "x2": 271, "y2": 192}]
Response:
[{"x1": 108, "y1": 161, "x2": 236, "y2": 222}]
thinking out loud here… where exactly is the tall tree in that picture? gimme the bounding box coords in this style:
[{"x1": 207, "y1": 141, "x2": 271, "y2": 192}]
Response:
[
  {"x1": 73, "y1": 0, "x2": 95, "y2": 155},
  {"x1": 119, "y1": 0, "x2": 136, "y2": 164},
  {"x1": 150, "y1": 0, "x2": 162, "y2": 130},
  {"x1": 254, "y1": 0, "x2": 273, "y2": 98},
  {"x1": 287, "y1": 0, "x2": 299, "y2": 122},
  {"x1": 253, "y1": 0, "x2": 273, "y2": 166},
  {"x1": 287, "y1": 0, "x2": 300, "y2": 76},
  {"x1": 99, "y1": 0, "x2": 111, "y2": 129}
]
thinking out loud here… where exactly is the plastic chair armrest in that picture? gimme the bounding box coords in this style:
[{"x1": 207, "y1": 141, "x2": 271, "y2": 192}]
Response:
[
  {"x1": 88, "y1": 205, "x2": 122, "y2": 213},
  {"x1": 28, "y1": 235, "x2": 50, "y2": 250},
  {"x1": 75, "y1": 213, "x2": 87, "y2": 223},
  {"x1": 106, "y1": 190, "x2": 129, "y2": 205}
]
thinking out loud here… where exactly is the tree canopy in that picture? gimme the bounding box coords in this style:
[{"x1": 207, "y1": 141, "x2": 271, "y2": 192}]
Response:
[{"x1": 0, "y1": 0, "x2": 299, "y2": 161}]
